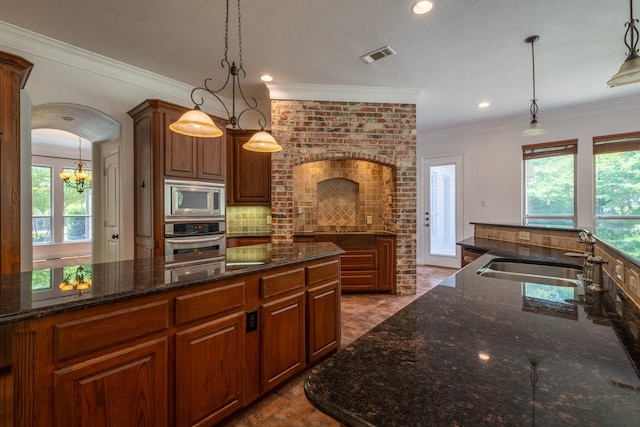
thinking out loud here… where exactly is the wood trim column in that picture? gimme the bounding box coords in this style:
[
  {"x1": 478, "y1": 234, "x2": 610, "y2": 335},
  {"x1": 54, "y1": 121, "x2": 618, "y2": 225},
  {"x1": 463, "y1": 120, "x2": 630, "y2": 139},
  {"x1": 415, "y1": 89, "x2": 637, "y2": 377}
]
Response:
[{"x1": 0, "y1": 51, "x2": 33, "y2": 274}]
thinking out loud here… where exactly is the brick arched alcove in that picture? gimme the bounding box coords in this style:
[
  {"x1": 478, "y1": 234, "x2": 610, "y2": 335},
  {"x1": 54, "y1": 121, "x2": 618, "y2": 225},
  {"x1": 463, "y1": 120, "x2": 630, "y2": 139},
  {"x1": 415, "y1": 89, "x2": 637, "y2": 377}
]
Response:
[{"x1": 269, "y1": 99, "x2": 417, "y2": 295}]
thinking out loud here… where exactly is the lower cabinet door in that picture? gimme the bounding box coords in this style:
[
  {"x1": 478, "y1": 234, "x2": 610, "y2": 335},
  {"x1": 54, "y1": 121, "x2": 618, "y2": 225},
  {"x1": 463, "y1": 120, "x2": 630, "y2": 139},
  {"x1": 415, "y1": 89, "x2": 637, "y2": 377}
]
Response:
[
  {"x1": 261, "y1": 292, "x2": 305, "y2": 393},
  {"x1": 53, "y1": 338, "x2": 168, "y2": 427},
  {"x1": 306, "y1": 280, "x2": 340, "y2": 364},
  {"x1": 175, "y1": 312, "x2": 245, "y2": 427}
]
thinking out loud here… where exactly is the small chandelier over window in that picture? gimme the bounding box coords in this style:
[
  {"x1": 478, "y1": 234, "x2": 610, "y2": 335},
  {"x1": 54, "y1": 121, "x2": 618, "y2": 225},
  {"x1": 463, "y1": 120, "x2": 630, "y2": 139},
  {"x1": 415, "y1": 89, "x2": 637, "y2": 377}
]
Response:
[
  {"x1": 169, "y1": 0, "x2": 282, "y2": 153},
  {"x1": 59, "y1": 135, "x2": 92, "y2": 193}
]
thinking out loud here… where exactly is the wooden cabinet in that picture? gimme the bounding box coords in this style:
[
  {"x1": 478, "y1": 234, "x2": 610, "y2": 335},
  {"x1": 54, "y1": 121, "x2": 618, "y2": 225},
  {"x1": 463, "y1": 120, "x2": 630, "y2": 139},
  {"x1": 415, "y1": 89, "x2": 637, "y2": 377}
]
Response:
[
  {"x1": 0, "y1": 51, "x2": 32, "y2": 274},
  {"x1": 128, "y1": 99, "x2": 227, "y2": 258},
  {"x1": 165, "y1": 109, "x2": 226, "y2": 181},
  {"x1": 261, "y1": 292, "x2": 306, "y2": 393},
  {"x1": 13, "y1": 254, "x2": 341, "y2": 427},
  {"x1": 306, "y1": 233, "x2": 397, "y2": 293},
  {"x1": 306, "y1": 259, "x2": 341, "y2": 364},
  {"x1": 227, "y1": 130, "x2": 271, "y2": 205},
  {"x1": 461, "y1": 246, "x2": 486, "y2": 267},
  {"x1": 175, "y1": 312, "x2": 245, "y2": 427},
  {"x1": 53, "y1": 338, "x2": 168, "y2": 427},
  {"x1": 377, "y1": 236, "x2": 397, "y2": 292}
]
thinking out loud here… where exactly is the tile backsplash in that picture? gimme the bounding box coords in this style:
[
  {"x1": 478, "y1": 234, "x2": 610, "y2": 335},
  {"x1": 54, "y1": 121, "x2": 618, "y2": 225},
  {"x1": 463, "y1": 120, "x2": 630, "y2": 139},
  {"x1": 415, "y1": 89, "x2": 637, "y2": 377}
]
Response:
[{"x1": 226, "y1": 206, "x2": 272, "y2": 234}]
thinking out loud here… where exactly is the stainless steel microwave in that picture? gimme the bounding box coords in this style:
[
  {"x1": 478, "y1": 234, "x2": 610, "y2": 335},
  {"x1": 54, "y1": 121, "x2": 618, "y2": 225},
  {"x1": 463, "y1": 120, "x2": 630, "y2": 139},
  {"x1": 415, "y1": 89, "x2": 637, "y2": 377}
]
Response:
[{"x1": 164, "y1": 179, "x2": 225, "y2": 221}]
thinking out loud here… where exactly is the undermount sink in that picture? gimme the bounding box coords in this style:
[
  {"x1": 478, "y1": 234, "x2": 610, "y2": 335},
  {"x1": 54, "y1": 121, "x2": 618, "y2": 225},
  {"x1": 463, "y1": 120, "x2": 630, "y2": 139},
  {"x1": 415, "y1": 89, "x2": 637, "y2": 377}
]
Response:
[{"x1": 477, "y1": 258, "x2": 582, "y2": 287}]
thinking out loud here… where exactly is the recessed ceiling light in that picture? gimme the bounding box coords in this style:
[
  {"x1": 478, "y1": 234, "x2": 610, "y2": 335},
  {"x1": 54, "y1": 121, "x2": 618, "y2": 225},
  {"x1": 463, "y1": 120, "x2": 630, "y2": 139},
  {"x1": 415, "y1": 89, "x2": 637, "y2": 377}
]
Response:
[
  {"x1": 478, "y1": 352, "x2": 491, "y2": 361},
  {"x1": 478, "y1": 102, "x2": 491, "y2": 108},
  {"x1": 260, "y1": 74, "x2": 273, "y2": 82},
  {"x1": 412, "y1": 1, "x2": 434, "y2": 15}
]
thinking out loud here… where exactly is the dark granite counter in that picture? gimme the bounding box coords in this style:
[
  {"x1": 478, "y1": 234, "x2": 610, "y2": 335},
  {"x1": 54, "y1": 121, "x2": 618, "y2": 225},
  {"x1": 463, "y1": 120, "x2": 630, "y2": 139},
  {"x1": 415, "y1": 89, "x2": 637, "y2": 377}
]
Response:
[
  {"x1": 0, "y1": 242, "x2": 343, "y2": 325},
  {"x1": 305, "y1": 249, "x2": 640, "y2": 426}
]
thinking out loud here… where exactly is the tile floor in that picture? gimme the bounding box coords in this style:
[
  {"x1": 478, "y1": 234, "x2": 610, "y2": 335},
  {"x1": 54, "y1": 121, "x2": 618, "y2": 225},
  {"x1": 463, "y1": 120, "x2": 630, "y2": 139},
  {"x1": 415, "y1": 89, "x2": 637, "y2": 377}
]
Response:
[{"x1": 221, "y1": 265, "x2": 458, "y2": 427}]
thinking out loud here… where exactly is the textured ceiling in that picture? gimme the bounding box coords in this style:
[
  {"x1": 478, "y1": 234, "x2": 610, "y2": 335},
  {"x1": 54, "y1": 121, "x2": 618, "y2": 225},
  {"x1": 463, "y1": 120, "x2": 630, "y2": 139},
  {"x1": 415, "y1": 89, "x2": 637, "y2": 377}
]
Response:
[{"x1": 2, "y1": 0, "x2": 640, "y2": 133}]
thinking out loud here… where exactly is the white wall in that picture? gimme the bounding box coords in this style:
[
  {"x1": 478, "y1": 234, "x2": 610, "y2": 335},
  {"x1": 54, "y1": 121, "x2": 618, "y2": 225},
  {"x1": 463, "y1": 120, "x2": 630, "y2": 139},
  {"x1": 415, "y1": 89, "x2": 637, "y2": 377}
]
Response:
[{"x1": 417, "y1": 96, "x2": 640, "y2": 262}]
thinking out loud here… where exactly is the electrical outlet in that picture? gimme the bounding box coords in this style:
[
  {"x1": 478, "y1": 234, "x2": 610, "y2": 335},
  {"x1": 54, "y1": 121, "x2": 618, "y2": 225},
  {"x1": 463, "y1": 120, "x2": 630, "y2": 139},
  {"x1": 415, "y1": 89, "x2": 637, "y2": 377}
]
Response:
[
  {"x1": 615, "y1": 259, "x2": 625, "y2": 282},
  {"x1": 518, "y1": 231, "x2": 530, "y2": 241},
  {"x1": 629, "y1": 269, "x2": 640, "y2": 296},
  {"x1": 266, "y1": 214, "x2": 271, "y2": 224},
  {"x1": 366, "y1": 215, "x2": 372, "y2": 225}
]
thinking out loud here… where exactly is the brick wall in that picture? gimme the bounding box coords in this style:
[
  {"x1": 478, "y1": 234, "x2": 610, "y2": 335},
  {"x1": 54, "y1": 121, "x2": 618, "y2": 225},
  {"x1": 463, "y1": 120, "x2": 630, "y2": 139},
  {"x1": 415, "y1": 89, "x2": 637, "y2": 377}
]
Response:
[{"x1": 270, "y1": 100, "x2": 418, "y2": 295}]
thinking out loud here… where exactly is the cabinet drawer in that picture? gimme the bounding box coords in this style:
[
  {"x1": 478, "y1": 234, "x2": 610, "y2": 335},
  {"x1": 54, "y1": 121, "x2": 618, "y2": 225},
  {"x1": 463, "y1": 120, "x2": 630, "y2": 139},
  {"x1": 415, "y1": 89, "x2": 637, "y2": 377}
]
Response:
[
  {"x1": 341, "y1": 270, "x2": 378, "y2": 291},
  {"x1": 340, "y1": 250, "x2": 377, "y2": 270},
  {"x1": 54, "y1": 301, "x2": 169, "y2": 362},
  {"x1": 175, "y1": 282, "x2": 245, "y2": 326},
  {"x1": 261, "y1": 269, "x2": 305, "y2": 299},
  {"x1": 306, "y1": 259, "x2": 340, "y2": 286}
]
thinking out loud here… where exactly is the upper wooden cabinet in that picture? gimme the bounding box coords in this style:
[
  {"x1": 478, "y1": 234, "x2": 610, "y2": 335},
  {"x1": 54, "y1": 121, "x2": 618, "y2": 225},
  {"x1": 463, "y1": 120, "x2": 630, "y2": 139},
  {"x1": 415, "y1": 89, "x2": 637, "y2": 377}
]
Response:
[
  {"x1": 227, "y1": 130, "x2": 271, "y2": 206},
  {"x1": 128, "y1": 100, "x2": 227, "y2": 258},
  {"x1": 164, "y1": 108, "x2": 226, "y2": 181}
]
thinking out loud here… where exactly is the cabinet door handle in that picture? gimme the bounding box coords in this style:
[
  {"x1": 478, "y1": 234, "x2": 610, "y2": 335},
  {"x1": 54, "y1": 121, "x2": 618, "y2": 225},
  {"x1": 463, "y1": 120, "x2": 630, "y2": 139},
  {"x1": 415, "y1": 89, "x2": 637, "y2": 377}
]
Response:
[{"x1": 112, "y1": 234, "x2": 119, "y2": 240}]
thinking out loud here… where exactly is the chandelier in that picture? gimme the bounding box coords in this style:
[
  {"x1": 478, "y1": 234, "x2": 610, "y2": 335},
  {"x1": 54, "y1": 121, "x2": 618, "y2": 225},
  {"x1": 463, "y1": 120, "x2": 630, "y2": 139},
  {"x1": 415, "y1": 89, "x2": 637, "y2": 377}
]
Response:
[
  {"x1": 169, "y1": 0, "x2": 282, "y2": 153},
  {"x1": 59, "y1": 135, "x2": 92, "y2": 193},
  {"x1": 58, "y1": 265, "x2": 92, "y2": 296},
  {"x1": 522, "y1": 35, "x2": 547, "y2": 137},
  {"x1": 608, "y1": 0, "x2": 640, "y2": 86}
]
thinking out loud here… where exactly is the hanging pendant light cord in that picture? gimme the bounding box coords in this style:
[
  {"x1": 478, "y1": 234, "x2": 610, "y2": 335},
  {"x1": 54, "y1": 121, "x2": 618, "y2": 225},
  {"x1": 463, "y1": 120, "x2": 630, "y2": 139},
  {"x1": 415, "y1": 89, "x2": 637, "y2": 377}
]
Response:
[
  {"x1": 526, "y1": 36, "x2": 540, "y2": 120},
  {"x1": 624, "y1": 0, "x2": 639, "y2": 56}
]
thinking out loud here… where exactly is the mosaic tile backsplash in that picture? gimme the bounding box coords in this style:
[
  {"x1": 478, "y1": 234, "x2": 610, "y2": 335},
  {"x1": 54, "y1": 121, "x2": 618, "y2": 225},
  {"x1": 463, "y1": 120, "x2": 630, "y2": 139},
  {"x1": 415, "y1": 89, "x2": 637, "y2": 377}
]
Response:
[{"x1": 292, "y1": 159, "x2": 395, "y2": 233}]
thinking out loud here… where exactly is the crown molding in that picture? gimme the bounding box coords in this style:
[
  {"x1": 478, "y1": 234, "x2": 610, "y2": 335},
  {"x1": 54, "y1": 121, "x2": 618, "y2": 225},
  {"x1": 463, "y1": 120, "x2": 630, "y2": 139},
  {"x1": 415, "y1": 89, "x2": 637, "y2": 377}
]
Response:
[
  {"x1": 265, "y1": 82, "x2": 421, "y2": 104},
  {"x1": 0, "y1": 20, "x2": 232, "y2": 118}
]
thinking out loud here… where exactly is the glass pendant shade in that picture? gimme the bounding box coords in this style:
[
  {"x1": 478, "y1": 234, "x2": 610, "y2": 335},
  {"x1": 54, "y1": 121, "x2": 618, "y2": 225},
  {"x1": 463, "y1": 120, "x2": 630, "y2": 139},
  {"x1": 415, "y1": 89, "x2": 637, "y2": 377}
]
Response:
[
  {"x1": 522, "y1": 119, "x2": 547, "y2": 137},
  {"x1": 607, "y1": 54, "x2": 640, "y2": 86},
  {"x1": 169, "y1": 107, "x2": 223, "y2": 138},
  {"x1": 243, "y1": 131, "x2": 283, "y2": 152}
]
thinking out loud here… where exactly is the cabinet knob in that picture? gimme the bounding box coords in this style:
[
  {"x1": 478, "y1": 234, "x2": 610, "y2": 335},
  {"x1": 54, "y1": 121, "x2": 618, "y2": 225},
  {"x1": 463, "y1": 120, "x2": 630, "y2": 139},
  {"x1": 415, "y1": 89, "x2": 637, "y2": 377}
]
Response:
[{"x1": 112, "y1": 234, "x2": 119, "y2": 240}]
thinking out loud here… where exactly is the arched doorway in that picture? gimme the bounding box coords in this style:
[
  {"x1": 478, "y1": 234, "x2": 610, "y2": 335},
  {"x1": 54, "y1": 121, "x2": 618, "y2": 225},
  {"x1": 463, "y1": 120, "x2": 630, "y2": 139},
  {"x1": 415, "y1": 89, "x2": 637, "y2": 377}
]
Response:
[{"x1": 28, "y1": 103, "x2": 121, "y2": 268}]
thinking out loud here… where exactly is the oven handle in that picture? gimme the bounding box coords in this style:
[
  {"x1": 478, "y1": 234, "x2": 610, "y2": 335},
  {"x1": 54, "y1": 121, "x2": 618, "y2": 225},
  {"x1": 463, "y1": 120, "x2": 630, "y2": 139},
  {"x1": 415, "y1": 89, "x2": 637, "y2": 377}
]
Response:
[{"x1": 165, "y1": 234, "x2": 226, "y2": 245}]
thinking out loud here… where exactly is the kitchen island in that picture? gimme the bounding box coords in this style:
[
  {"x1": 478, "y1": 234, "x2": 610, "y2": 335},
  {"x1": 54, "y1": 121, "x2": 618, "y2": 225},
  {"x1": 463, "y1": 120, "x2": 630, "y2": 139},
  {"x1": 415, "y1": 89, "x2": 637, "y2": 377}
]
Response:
[
  {"x1": 0, "y1": 241, "x2": 343, "y2": 427},
  {"x1": 305, "y1": 242, "x2": 640, "y2": 426}
]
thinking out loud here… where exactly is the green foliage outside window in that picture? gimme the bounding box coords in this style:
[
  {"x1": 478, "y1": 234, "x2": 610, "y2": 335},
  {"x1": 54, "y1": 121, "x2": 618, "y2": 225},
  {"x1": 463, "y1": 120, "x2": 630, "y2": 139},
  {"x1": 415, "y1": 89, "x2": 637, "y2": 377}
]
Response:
[
  {"x1": 32, "y1": 166, "x2": 52, "y2": 243},
  {"x1": 525, "y1": 154, "x2": 574, "y2": 226},
  {"x1": 595, "y1": 151, "x2": 640, "y2": 260}
]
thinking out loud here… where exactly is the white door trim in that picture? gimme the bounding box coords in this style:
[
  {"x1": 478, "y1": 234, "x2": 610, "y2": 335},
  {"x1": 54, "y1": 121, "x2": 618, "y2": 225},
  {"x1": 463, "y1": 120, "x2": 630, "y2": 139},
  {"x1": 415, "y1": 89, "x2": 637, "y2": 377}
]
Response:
[{"x1": 418, "y1": 154, "x2": 464, "y2": 268}]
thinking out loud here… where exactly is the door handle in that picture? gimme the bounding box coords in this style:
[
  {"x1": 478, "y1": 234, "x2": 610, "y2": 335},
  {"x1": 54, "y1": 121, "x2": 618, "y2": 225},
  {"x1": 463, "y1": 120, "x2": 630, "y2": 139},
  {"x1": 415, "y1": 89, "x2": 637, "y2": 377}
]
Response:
[{"x1": 112, "y1": 234, "x2": 119, "y2": 239}]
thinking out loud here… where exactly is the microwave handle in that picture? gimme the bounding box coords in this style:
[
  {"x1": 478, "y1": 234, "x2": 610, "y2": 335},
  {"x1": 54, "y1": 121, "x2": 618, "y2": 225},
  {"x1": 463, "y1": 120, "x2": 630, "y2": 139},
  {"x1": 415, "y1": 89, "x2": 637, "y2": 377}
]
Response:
[{"x1": 165, "y1": 235, "x2": 226, "y2": 245}]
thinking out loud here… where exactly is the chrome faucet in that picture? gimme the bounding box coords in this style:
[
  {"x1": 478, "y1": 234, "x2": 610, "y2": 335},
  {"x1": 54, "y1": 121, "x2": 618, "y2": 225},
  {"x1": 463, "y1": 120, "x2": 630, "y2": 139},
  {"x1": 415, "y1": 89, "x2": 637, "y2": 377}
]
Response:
[{"x1": 565, "y1": 230, "x2": 598, "y2": 287}]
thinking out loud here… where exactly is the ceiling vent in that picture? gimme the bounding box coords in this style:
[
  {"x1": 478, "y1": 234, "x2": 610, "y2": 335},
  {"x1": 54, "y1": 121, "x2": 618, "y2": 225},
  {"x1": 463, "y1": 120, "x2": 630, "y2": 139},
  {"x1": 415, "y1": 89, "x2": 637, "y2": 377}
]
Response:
[{"x1": 360, "y1": 45, "x2": 396, "y2": 63}]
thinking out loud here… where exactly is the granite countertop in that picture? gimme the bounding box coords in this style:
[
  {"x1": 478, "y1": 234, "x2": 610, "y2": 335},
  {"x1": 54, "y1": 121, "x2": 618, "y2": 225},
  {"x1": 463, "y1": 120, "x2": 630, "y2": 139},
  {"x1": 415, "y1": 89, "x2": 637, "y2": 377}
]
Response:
[
  {"x1": 0, "y1": 242, "x2": 343, "y2": 325},
  {"x1": 305, "y1": 247, "x2": 640, "y2": 426}
]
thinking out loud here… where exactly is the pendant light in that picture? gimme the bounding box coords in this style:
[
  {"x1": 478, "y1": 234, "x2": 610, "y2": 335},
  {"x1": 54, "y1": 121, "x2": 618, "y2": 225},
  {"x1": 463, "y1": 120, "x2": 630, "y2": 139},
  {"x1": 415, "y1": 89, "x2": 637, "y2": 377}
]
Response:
[
  {"x1": 522, "y1": 35, "x2": 547, "y2": 137},
  {"x1": 608, "y1": 0, "x2": 640, "y2": 87},
  {"x1": 59, "y1": 135, "x2": 92, "y2": 193},
  {"x1": 169, "y1": 0, "x2": 282, "y2": 153}
]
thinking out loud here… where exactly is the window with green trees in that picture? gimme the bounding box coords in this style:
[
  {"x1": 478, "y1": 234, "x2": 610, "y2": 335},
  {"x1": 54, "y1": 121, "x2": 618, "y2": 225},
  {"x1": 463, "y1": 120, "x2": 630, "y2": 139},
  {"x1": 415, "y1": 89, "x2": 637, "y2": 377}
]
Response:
[
  {"x1": 594, "y1": 132, "x2": 640, "y2": 260},
  {"x1": 31, "y1": 162, "x2": 92, "y2": 245},
  {"x1": 62, "y1": 168, "x2": 92, "y2": 242},
  {"x1": 32, "y1": 165, "x2": 53, "y2": 244},
  {"x1": 523, "y1": 140, "x2": 577, "y2": 228}
]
